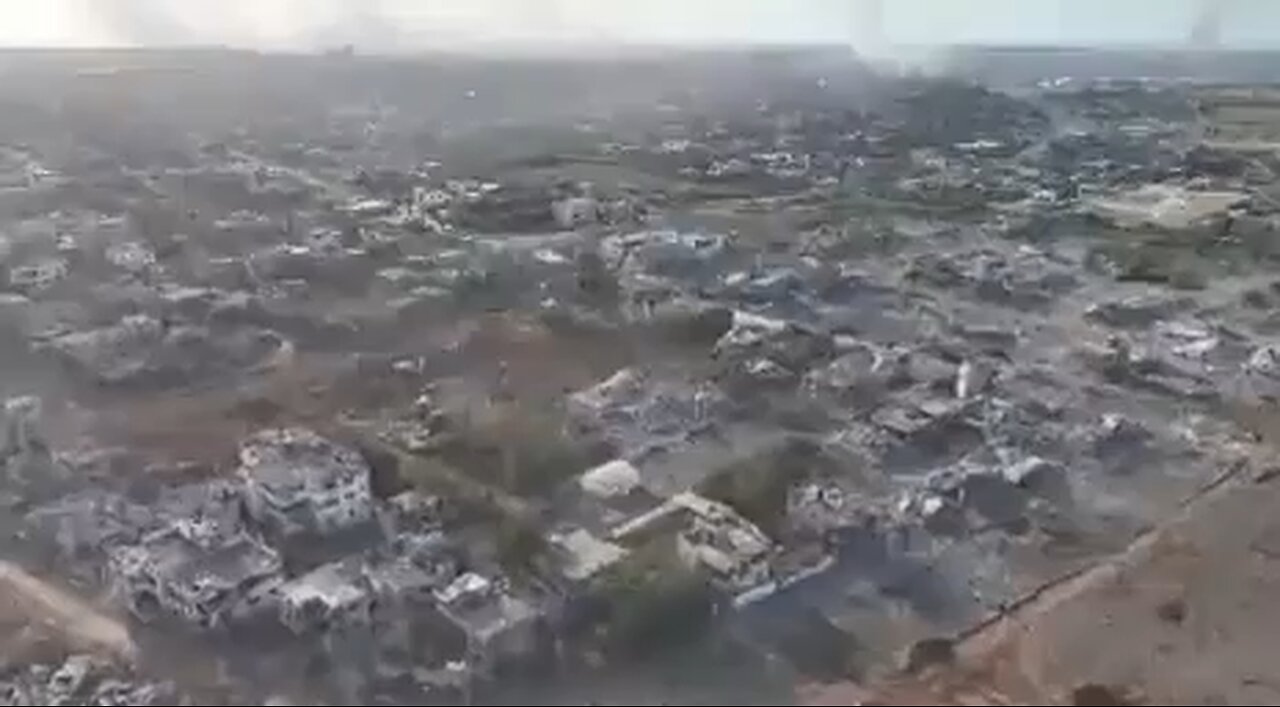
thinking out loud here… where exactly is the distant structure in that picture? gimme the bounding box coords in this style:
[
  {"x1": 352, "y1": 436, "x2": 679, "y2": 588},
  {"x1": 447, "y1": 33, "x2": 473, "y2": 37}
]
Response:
[
  {"x1": 852, "y1": 0, "x2": 886, "y2": 54},
  {"x1": 1190, "y1": 0, "x2": 1225, "y2": 49}
]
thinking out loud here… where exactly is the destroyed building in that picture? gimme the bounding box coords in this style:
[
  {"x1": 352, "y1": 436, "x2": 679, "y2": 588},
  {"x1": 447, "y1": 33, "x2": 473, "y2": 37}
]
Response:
[
  {"x1": 547, "y1": 527, "x2": 629, "y2": 585},
  {"x1": 431, "y1": 573, "x2": 543, "y2": 671},
  {"x1": 567, "y1": 368, "x2": 727, "y2": 463},
  {"x1": 0, "y1": 656, "x2": 186, "y2": 706},
  {"x1": 450, "y1": 182, "x2": 558, "y2": 233},
  {"x1": 277, "y1": 559, "x2": 374, "y2": 634},
  {"x1": 109, "y1": 524, "x2": 283, "y2": 628},
  {"x1": 237, "y1": 428, "x2": 376, "y2": 541},
  {"x1": 6, "y1": 257, "x2": 67, "y2": 293},
  {"x1": 25, "y1": 490, "x2": 153, "y2": 564},
  {"x1": 41, "y1": 314, "x2": 284, "y2": 388},
  {"x1": 558, "y1": 458, "x2": 666, "y2": 542},
  {"x1": 671, "y1": 492, "x2": 777, "y2": 602},
  {"x1": 606, "y1": 490, "x2": 778, "y2": 603}
]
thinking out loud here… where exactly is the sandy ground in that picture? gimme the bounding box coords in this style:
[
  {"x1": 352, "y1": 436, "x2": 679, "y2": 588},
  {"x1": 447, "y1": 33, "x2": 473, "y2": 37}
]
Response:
[
  {"x1": 803, "y1": 458, "x2": 1280, "y2": 706},
  {"x1": 0, "y1": 560, "x2": 135, "y2": 666}
]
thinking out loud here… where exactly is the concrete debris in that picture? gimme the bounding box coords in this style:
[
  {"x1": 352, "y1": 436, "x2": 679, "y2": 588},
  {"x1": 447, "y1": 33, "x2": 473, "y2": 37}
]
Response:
[
  {"x1": 1246, "y1": 345, "x2": 1280, "y2": 376},
  {"x1": 0, "y1": 656, "x2": 183, "y2": 706},
  {"x1": 103, "y1": 242, "x2": 157, "y2": 273},
  {"x1": 1002, "y1": 455, "x2": 1066, "y2": 496},
  {"x1": 1154, "y1": 320, "x2": 1220, "y2": 360},
  {"x1": 432, "y1": 573, "x2": 542, "y2": 668},
  {"x1": 568, "y1": 369, "x2": 725, "y2": 460},
  {"x1": 579, "y1": 459, "x2": 642, "y2": 499},
  {"x1": 7, "y1": 258, "x2": 67, "y2": 293},
  {"x1": 277, "y1": 559, "x2": 373, "y2": 634},
  {"x1": 237, "y1": 428, "x2": 375, "y2": 539},
  {"x1": 42, "y1": 316, "x2": 281, "y2": 386},
  {"x1": 673, "y1": 492, "x2": 776, "y2": 599},
  {"x1": 787, "y1": 482, "x2": 865, "y2": 537},
  {"x1": 742, "y1": 356, "x2": 794, "y2": 382},
  {"x1": 108, "y1": 525, "x2": 282, "y2": 627},
  {"x1": 805, "y1": 342, "x2": 904, "y2": 402},
  {"x1": 548, "y1": 528, "x2": 629, "y2": 582},
  {"x1": 1086, "y1": 294, "x2": 1190, "y2": 329},
  {"x1": 722, "y1": 267, "x2": 808, "y2": 307},
  {"x1": 920, "y1": 247, "x2": 1080, "y2": 305},
  {"x1": 385, "y1": 491, "x2": 443, "y2": 531},
  {"x1": 715, "y1": 311, "x2": 834, "y2": 375},
  {"x1": 604, "y1": 230, "x2": 729, "y2": 280},
  {"x1": 25, "y1": 491, "x2": 153, "y2": 560}
]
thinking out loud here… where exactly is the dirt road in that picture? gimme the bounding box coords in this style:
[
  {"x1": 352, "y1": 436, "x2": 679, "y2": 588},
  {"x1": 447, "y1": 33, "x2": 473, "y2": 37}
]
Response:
[
  {"x1": 0, "y1": 560, "x2": 135, "y2": 664},
  {"x1": 804, "y1": 459, "x2": 1280, "y2": 705}
]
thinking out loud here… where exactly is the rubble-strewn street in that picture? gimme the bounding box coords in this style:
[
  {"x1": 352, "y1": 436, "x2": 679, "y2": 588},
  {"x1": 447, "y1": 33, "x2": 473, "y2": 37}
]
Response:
[{"x1": 4, "y1": 41, "x2": 1280, "y2": 705}]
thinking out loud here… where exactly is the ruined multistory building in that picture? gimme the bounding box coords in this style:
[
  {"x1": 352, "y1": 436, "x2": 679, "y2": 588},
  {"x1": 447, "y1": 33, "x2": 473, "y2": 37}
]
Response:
[
  {"x1": 237, "y1": 428, "x2": 376, "y2": 540},
  {"x1": 108, "y1": 525, "x2": 282, "y2": 628}
]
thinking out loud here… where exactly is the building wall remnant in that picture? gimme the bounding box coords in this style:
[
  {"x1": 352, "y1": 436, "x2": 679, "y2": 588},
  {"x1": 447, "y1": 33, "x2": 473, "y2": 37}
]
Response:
[
  {"x1": 237, "y1": 427, "x2": 375, "y2": 539},
  {"x1": 108, "y1": 527, "x2": 282, "y2": 629}
]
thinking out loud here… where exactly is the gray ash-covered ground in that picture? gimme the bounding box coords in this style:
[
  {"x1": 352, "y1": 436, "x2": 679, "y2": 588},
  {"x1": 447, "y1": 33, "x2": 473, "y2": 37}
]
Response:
[{"x1": 3, "y1": 46, "x2": 1280, "y2": 705}]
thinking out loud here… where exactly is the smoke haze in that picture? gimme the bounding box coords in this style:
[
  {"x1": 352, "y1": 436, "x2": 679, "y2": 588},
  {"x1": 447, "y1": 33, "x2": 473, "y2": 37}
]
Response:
[{"x1": 0, "y1": 0, "x2": 1276, "y2": 50}]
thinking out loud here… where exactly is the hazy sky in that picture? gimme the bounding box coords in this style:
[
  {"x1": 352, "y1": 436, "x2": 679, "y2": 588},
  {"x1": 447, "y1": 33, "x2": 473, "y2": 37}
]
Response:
[{"x1": 0, "y1": 0, "x2": 1275, "y2": 49}]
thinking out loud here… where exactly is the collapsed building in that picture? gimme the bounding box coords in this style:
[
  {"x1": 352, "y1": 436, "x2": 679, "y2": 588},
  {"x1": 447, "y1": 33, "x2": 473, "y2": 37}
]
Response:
[
  {"x1": 40, "y1": 314, "x2": 286, "y2": 388},
  {"x1": 568, "y1": 368, "x2": 727, "y2": 464},
  {"x1": 607, "y1": 491, "x2": 779, "y2": 605},
  {"x1": 449, "y1": 182, "x2": 558, "y2": 233},
  {"x1": 0, "y1": 656, "x2": 185, "y2": 706},
  {"x1": 6, "y1": 257, "x2": 67, "y2": 293},
  {"x1": 673, "y1": 493, "x2": 776, "y2": 603},
  {"x1": 276, "y1": 559, "x2": 374, "y2": 634},
  {"x1": 109, "y1": 524, "x2": 282, "y2": 628},
  {"x1": 431, "y1": 573, "x2": 544, "y2": 671},
  {"x1": 237, "y1": 428, "x2": 376, "y2": 542}
]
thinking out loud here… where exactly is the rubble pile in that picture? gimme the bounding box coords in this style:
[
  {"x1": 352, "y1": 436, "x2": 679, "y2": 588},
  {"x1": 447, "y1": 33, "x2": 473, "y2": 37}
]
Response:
[
  {"x1": 0, "y1": 656, "x2": 185, "y2": 706},
  {"x1": 906, "y1": 246, "x2": 1080, "y2": 308},
  {"x1": 568, "y1": 368, "x2": 727, "y2": 461}
]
